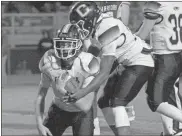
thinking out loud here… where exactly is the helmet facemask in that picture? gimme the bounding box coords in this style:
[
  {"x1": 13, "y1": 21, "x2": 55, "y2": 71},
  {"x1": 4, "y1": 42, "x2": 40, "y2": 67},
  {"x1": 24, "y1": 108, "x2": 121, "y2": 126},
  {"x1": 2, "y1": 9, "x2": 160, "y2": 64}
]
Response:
[{"x1": 53, "y1": 37, "x2": 82, "y2": 60}]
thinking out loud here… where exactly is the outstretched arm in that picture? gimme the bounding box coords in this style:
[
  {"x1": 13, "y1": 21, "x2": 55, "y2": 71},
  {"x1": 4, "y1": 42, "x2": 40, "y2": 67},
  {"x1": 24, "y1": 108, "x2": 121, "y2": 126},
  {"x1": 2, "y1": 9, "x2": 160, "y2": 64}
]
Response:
[{"x1": 67, "y1": 55, "x2": 115, "y2": 101}]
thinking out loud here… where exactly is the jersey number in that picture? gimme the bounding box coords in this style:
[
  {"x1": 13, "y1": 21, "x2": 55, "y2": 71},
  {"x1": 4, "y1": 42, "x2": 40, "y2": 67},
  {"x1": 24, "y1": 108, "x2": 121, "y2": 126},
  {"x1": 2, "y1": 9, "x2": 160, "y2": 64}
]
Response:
[{"x1": 168, "y1": 14, "x2": 182, "y2": 45}]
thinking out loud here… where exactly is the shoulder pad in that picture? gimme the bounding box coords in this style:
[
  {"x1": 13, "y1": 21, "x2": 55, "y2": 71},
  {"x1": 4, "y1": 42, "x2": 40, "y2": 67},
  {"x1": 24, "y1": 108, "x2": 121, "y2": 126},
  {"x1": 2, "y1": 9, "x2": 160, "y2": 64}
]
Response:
[
  {"x1": 43, "y1": 49, "x2": 55, "y2": 63},
  {"x1": 143, "y1": 2, "x2": 161, "y2": 20},
  {"x1": 78, "y1": 52, "x2": 93, "y2": 73},
  {"x1": 39, "y1": 49, "x2": 60, "y2": 72},
  {"x1": 78, "y1": 52, "x2": 99, "y2": 75}
]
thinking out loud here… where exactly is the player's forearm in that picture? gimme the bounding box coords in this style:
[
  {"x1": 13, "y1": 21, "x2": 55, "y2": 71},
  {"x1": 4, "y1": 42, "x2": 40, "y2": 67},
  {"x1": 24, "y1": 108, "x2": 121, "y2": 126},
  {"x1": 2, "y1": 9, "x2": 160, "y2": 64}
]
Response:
[
  {"x1": 135, "y1": 19, "x2": 157, "y2": 40},
  {"x1": 83, "y1": 56, "x2": 115, "y2": 94},
  {"x1": 118, "y1": 2, "x2": 130, "y2": 26},
  {"x1": 35, "y1": 87, "x2": 48, "y2": 125},
  {"x1": 35, "y1": 95, "x2": 45, "y2": 124},
  {"x1": 135, "y1": 24, "x2": 148, "y2": 40},
  {"x1": 83, "y1": 71, "x2": 110, "y2": 94},
  {"x1": 75, "y1": 92, "x2": 95, "y2": 113}
]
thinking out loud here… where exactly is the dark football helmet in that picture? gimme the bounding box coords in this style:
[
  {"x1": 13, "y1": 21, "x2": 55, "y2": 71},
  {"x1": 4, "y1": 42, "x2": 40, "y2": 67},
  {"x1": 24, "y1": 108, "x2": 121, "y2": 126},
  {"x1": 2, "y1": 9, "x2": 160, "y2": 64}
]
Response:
[
  {"x1": 53, "y1": 24, "x2": 82, "y2": 60},
  {"x1": 69, "y1": 1, "x2": 101, "y2": 39}
]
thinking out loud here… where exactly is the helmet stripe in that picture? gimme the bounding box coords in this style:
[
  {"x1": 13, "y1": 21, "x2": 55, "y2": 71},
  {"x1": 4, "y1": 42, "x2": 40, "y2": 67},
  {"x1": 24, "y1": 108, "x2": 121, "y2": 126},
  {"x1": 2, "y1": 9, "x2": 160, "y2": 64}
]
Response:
[{"x1": 62, "y1": 24, "x2": 72, "y2": 34}]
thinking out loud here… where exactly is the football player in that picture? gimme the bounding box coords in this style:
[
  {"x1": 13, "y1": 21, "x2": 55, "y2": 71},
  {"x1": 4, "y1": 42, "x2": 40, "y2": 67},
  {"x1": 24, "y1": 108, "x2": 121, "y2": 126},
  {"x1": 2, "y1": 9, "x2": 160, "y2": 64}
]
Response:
[
  {"x1": 135, "y1": 2, "x2": 182, "y2": 135},
  {"x1": 91, "y1": 1, "x2": 131, "y2": 135},
  {"x1": 35, "y1": 23, "x2": 100, "y2": 136},
  {"x1": 64, "y1": 2, "x2": 154, "y2": 135}
]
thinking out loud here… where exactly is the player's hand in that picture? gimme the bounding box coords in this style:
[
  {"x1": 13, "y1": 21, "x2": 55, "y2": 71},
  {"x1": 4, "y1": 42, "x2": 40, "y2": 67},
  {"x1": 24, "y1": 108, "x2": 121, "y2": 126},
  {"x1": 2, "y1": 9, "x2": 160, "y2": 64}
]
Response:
[
  {"x1": 37, "y1": 124, "x2": 53, "y2": 136},
  {"x1": 63, "y1": 89, "x2": 87, "y2": 103},
  {"x1": 48, "y1": 70, "x2": 63, "y2": 81},
  {"x1": 62, "y1": 92, "x2": 77, "y2": 104}
]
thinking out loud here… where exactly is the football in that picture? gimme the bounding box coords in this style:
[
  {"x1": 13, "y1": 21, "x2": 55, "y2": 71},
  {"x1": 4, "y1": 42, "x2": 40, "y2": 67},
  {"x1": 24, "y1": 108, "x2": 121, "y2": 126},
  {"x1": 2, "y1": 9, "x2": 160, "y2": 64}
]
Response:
[{"x1": 64, "y1": 75, "x2": 85, "y2": 94}]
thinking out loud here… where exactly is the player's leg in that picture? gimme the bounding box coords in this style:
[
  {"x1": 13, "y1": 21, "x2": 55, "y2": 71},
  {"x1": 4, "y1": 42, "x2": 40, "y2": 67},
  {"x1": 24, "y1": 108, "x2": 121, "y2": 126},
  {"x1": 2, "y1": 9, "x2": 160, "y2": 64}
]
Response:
[
  {"x1": 97, "y1": 60, "x2": 123, "y2": 135},
  {"x1": 179, "y1": 74, "x2": 182, "y2": 98},
  {"x1": 72, "y1": 106, "x2": 94, "y2": 136},
  {"x1": 160, "y1": 115, "x2": 174, "y2": 136},
  {"x1": 161, "y1": 81, "x2": 179, "y2": 135},
  {"x1": 93, "y1": 93, "x2": 101, "y2": 135},
  {"x1": 171, "y1": 78, "x2": 182, "y2": 133},
  {"x1": 173, "y1": 78, "x2": 182, "y2": 135},
  {"x1": 43, "y1": 103, "x2": 70, "y2": 136},
  {"x1": 146, "y1": 53, "x2": 182, "y2": 123},
  {"x1": 98, "y1": 95, "x2": 135, "y2": 135},
  {"x1": 155, "y1": 54, "x2": 182, "y2": 123},
  {"x1": 161, "y1": 78, "x2": 182, "y2": 136},
  {"x1": 111, "y1": 65, "x2": 153, "y2": 135},
  {"x1": 97, "y1": 60, "x2": 121, "y2": 135},
  {"x1": 146, "y1": 65, "x2": 174, "y2": 136},
  {"x1": 98, "y1": 74, "x2": 119, "y2": 135}
]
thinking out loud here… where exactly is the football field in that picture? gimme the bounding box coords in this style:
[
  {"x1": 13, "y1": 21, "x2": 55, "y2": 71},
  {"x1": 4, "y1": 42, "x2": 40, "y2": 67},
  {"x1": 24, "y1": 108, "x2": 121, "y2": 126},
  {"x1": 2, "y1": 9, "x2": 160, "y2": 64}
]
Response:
[{"x1": 3, "y1": 74, "x2": 179, "y2": 135}]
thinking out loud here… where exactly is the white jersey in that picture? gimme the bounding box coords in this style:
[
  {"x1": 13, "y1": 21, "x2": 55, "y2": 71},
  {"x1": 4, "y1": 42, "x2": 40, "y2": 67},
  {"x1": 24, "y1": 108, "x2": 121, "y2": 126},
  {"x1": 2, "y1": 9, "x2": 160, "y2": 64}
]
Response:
[
  {"x1": 144, "y1": 2, "x2": 182, "y2": 54},
  {"x1": 96, "y1": 1, "x2": 130, "y2": 19},
  {"x1": 39, "y1": 50, "x2": 100, "y2": 112},
  {"x1": 93, "y1": 13, "x2": 154, "y2": 67}
]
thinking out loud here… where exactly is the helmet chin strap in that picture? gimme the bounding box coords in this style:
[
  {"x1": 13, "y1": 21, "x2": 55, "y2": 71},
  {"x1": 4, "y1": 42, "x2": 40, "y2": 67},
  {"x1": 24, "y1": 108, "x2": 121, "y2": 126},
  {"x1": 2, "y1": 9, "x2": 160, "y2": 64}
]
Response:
[
  {"x1": 90, "y1": 17, "x2": 97, "y2": 38},
  {"x1": 60, "y1": 49, "x2": 82, "y2": 70}
]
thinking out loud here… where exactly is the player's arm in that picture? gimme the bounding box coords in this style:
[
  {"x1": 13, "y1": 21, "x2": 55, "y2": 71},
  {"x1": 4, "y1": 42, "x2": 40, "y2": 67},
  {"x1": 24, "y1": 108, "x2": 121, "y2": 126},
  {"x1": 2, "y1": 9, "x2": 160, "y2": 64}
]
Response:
[
  {"x1": 69, "y1": 55, "x2": 115, "y2": 101},
  {"x1": 68, "y1": 26, "x2": 121, "y2": 101},
  {"x1": 135, "y1": 1, "x2": 161, "y2": 40},
  {"x1": 35, "y1": 87, "x2": 48, "y2": 126},
  {"x1": 75, "y1": 56, "x2": 100, "y2": 112},
  {"x1": 35, "y1": 74, "x2": 52, "y2": 136},
  {"x1": 117, "y1": 2, "x2": 130, "y2": 26},
  {"x1": 65, "y1": 56, "x2": 99, "y2": 112},
  {"x1": 83, "y1": 38, "x2": 101, "y2": 57},
  {"x1": 74, "y1": 77, "x2": 96, "y2": 112},
  {"x1": 84, "y1": 55, "x2": 115, "y2": 90},
  {"x1": 39, "y1": 50, "x2": 53, "y2": 75},
  {"x1": 39, "y1": 50, "x2": 61, "y2": 81}
]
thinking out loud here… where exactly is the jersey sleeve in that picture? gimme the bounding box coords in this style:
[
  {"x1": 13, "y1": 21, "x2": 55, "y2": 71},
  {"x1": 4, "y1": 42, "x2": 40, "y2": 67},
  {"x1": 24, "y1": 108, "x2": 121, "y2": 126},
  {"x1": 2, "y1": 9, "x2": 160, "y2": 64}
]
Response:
[
  {"x1": 39, "y1": 73, "x2": 51, "y2": 88},
  {"x1": 143, "y1": 2, "x2": 161, "y2": 20},
  {"x1": 101, "y1": 42, "x2": 117, "y2": 56},
  {"x1": 101, "y1": 33, "x2": 125, "y2": 57},
  {"x1": 97, "y1": 24, "x2": 121, "y2": 57}
]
